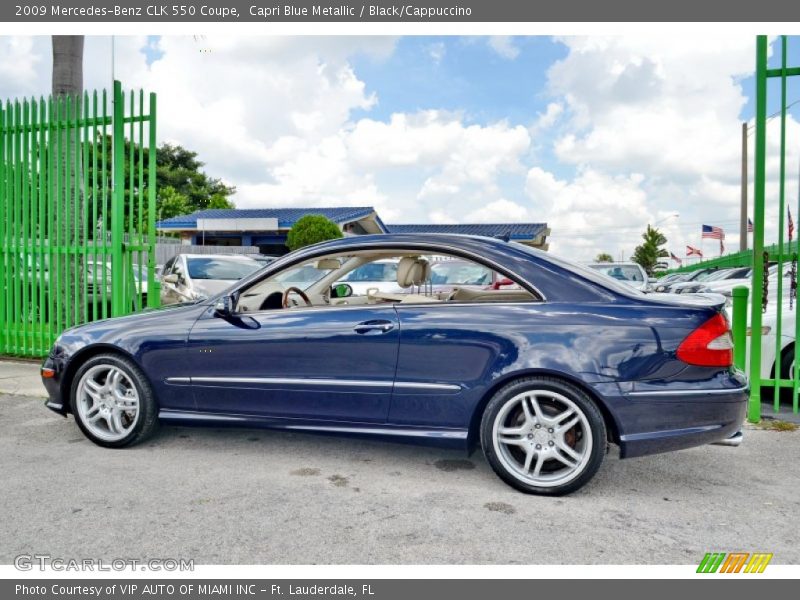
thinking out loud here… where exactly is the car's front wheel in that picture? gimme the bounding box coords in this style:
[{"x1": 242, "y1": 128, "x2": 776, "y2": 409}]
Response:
[
  {"x1": 70, "y1": 353, "x2": 159, "y2": 448},
  {"x1": 480, "y1": 377, "x2": 606, "y2": 495}
]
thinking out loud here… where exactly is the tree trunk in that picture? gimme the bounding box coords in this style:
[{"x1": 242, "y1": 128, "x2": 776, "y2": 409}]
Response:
[{"x1": 52, "y1": 35, "x2": 84, "y2": 326}]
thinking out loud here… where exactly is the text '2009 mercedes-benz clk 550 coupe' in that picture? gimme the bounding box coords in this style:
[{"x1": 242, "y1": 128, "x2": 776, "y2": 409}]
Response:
[{"x1": 41, "y1": 234, "x2": 747, "y2": 495}]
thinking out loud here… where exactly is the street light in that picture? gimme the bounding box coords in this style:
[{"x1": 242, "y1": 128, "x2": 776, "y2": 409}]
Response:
[{"x1": 653, "y1": 212, "x2": 680, "y2": 227}]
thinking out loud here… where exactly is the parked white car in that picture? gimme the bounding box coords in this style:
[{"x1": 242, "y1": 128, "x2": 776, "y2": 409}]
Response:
[
  {"x1": 723, "y1": 267, "x2": 796, "y2": 386},
  {"x1": 160, "y1": 254, "x2": 262, "y2": 305},
  {"x1": 671, "y1": 267, "x2": 752, "y2": 295},
  {"x1": 587, "y1": 262, "x2": 650, "y2": 292},
  {"x1": 335, "y1": 259, "x2": 400, "y2": 296}
]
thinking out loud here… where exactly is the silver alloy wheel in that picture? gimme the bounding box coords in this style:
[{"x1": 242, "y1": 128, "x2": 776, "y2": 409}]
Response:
[
  {"x1": 75, "y1": 364, "x2": 140, "y2": 442},
  {"x1": 492, "y1": 390, "x2": 592, "y2": 488}
]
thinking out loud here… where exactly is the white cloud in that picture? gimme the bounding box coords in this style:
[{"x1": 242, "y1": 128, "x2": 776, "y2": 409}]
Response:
[
  {"x1": 525, "y1": 167, "x2": 661, "y2": 258},
  {"x1": 487, "y1": 36, "x2": 520, "y2": 60}
]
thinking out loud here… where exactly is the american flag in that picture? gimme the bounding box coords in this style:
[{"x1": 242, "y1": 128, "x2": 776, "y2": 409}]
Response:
[
  {"x1": 670, "y1": 252, "x2": 682, "y2": 266},
  {"x1": 702, "y1": 224, "x2": 725, "y2": 240},
  {"x1": 789, "y1": 207, "x2": 794, "y2": 241},
  {"x1": 747, "y1": 218, "x2": 754, "y2": 233},
  {"x1": 686, "y1": 245, "x2": 703, "y2": 257}
]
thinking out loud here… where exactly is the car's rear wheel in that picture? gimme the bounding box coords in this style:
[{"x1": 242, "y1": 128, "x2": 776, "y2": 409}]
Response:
[
  {"x1": 71, "y1": 353, "x2": 159, "y2": 448},
  {"x1": 480, "y1": 377, "x2": 606, "y2": 496}
]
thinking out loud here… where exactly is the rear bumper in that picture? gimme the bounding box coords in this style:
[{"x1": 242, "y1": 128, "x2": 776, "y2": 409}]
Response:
[{"x1": 611, "y1": 376, "x2": 748, "y2": 459}]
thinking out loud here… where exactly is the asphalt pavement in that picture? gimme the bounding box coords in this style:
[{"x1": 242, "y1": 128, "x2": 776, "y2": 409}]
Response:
[{"x1": 1, "y1": 390, "x2": 799, "y2": 565}]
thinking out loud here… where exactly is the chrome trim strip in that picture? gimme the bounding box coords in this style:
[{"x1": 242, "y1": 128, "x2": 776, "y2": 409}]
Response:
[
  {"x1": 186, "y1": 376, "x2": 461, "y2": 391},
  {"x1": 625, "y1": 385, "x2": 749, "y2": 397},
  {"x1": 160, "y1": 411, "x2": 246, "y2": 422},
  {"x1": 165, "y1": 377, "x2": 191, "y2": 384},
  {"x1": 394, "y1": 381, "x2": 461, "y2": 391},
  {"x1": 192, "y1": 376, "x2": 393, "y2": 388}
]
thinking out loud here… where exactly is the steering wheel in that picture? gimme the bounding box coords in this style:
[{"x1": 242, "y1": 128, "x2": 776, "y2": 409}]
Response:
[{"x1": 282, "y1": 286, "x2": 312, "y2": 308}]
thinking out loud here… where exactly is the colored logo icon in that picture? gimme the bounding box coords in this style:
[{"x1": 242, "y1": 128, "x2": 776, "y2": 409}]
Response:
[{"x1": 697, "y1": 552, "x2": 773, "y2": 573}]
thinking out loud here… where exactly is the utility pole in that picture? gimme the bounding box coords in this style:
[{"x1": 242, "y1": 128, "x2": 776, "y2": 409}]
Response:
[{"x1": 740, "y1": 121, "x2": 748, "y2": 251}]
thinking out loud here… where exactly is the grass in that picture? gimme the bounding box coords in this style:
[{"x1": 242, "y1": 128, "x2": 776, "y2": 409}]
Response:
[{"x1": 754, "y1": 419, "x2": 799, "y2": 432}]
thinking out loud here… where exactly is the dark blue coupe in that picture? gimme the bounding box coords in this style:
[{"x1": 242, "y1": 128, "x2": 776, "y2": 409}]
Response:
[{"x1": 42, "y1": 234, "x2": 747, "y2": 495}]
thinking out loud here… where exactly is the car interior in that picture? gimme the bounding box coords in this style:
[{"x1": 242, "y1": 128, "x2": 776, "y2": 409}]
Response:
[{"x1": 235, "y1": 250, "x2": 539, "y2": 313}]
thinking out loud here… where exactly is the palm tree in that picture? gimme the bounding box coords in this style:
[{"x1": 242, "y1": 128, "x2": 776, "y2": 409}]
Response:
[
  {"x1": 632, "y1": 225, "x2": 669, "y2": 276},
  {"x1": 52, "y1": 35, "x2": 85, "y2": 324}
]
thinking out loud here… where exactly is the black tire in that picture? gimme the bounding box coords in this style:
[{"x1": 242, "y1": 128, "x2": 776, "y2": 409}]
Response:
[
  {"x1": 70, "y1": 353, "x2": 159, "y2": 448},
  {"x1": 480, "y1": 376, "x2": 606, "y2": 496}
]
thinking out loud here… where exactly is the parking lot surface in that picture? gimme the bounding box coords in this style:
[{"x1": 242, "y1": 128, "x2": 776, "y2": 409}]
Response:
[{"x1": 2, "y1": 392, "x2": 799, "y2": 564}]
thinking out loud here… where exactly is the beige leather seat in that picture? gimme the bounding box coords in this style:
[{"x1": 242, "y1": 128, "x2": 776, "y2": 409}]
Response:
[
  {"x1": 396, "y1": 257, "x2": 431, "y2": 289},
  {"x1": 368, "y1": 257, "x2": 437, "y2": 303}
]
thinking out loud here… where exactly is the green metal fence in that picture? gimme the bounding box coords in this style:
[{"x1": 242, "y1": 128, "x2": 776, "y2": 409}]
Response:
[
  {"x1": 744, "y1": 35, "x2": 800, "y2": 420},
  {"x1": 0, "y1": 80, "x2": 158, "y2": 358}
]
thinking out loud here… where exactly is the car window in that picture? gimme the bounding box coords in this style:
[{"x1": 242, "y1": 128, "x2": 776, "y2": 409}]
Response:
[
  {"x1": 430, "y1": 262, "x2": 493, "y2": 285},
  {"x1": 186, "y1": 257, "x2": 261, "y2": 280},
  {"x1": 275, "y1": 264, "x2": 334, "y2": 287},
  {"x1": 344, "y1": 262, "x2": 398, "y2": 282},
  {"x1": 516, "y1": 245, "x2": 645, "y2": 297}
]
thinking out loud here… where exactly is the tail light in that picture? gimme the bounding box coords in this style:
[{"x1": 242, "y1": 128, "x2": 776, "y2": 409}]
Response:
[{"x1": 676, "y1": 313, "x2": 733, "y2": 367}]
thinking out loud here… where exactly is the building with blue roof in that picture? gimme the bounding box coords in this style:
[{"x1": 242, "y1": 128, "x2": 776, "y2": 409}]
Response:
[{"x1": 157, "y1": 206, "x2": 549, "y2": 255}]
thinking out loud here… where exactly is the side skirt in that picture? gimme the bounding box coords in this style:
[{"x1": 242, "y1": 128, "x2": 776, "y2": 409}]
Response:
[{"x1": 158, "y1": 409, "x2": 469, "y2": 450}]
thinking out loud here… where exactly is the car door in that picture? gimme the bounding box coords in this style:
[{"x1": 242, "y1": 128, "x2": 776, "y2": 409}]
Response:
[
  {"x1": 388, "y1": 302, "x2": 547, "y2": 430},
  {"x1": 186, "y1": 304, "x2": 400, "y2": 422}
]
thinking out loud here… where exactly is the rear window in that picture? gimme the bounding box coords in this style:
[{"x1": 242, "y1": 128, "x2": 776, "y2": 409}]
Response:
[{"x1": 513, "y1": 243, "x2": 645, "y2": 297}]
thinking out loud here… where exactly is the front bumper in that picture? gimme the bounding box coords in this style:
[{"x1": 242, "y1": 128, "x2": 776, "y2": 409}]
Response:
[{"x1": 41, "y1": 355, "x2": 68, "y2": 416}]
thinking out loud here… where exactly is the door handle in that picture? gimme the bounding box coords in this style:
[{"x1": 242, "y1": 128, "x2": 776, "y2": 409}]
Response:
[{"x1": 354, "y1": 319, "x2": 395, "y2": 334}]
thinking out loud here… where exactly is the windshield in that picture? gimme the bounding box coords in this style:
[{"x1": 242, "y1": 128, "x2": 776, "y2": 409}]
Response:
[
  {"x1": 344, "y1": 262, "x2": 398, "y2": 282},
  {"x1": 587, "y1": 264, "x2": 644, "y2": 283},
  {"x1": 186, "y1": 257, "x2": 261, "y2": 280},
  {"x1": 431, "y1": 262, "x2": 493, "y2": 285}
]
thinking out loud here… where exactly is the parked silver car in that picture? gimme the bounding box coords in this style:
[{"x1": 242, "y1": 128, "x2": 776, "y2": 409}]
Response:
[
  {"x1": 160, "y1": 254, "x2": 262, "y2": 305},
  {"x1": 587, "y1": 262, "x2": 650, "y2": 292}
]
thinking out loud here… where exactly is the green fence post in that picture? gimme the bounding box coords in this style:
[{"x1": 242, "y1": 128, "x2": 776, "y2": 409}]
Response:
[
  {"x1": 748, "y1": 35, "x2": 768, "y2": 424},
  {"x1": 147, "y1": 92, "x2": 160, "y2": 308},
  {"x1": 731, "y1": 286, "x2": 749, "y2": 372},
  {"x1": 111, "y1": 81, "x2": 124, "y2": 317}
]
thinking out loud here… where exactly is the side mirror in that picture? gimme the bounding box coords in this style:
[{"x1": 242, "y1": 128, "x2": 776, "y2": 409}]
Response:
[
  {"x1": 214, "y1": 295, "x2": 234, "y2": 317},
  {"x1": 332, "y1": 283, "x2": 353, "y2": 299},
  {"x1": 497, "y1": 277, "x2": 514, "y2": 287},
  {"x1": 163, "y1": 273, "x2": 179, "y2": 284}
]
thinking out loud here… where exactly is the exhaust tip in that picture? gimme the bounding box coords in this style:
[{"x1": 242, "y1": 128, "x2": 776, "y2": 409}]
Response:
[{"x1": 711, "y1": 430, "x2": 743, "y2": 447}]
